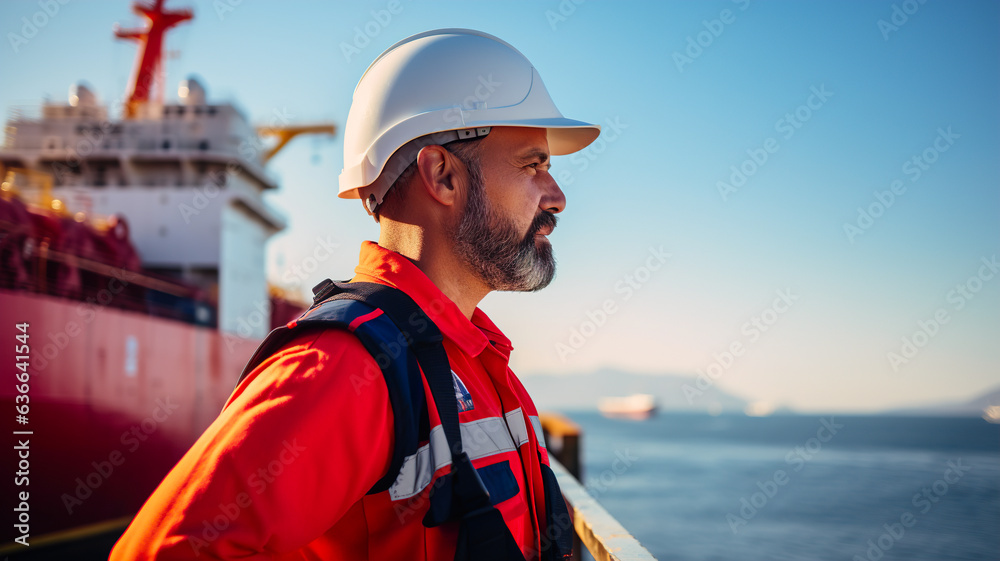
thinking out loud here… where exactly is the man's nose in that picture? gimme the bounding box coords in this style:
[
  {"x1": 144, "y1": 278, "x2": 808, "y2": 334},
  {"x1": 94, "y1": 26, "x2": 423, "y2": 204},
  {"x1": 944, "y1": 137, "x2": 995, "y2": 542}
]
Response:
[{"x1": 541, "y1": 174, "x2": 566, "y2": 214}]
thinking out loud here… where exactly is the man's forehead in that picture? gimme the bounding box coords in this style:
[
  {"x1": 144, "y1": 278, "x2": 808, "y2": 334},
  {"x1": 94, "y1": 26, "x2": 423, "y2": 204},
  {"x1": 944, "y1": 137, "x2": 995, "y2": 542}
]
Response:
[
  {"x1": 492, "y1": 127, "x2": 550, "y2": 157},
  {"x1": 492, "y1": 126, "x2": 549, "y2": 147}
]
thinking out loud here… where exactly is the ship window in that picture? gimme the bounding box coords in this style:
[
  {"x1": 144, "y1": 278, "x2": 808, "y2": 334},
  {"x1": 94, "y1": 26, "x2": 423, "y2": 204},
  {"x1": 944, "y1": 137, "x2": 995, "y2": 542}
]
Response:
[
  {"x1": 162, "y1": 140, "x2": 171, "y2": 150},
  {"x1": 207, "y1": 106, "x2": 217, "y2": 116},
  {"x1": 51, "y1": 161, "x2": 80, "y2": 175},
  {"x1": 177, "y1": 107, "x2": 186, "y2": 116},
  {"x1": 93, "y1": 165, "x2": 106, "y2": 186},
  {"x1": 199, "y1": 140, "x2": 209, "y2": 151}
]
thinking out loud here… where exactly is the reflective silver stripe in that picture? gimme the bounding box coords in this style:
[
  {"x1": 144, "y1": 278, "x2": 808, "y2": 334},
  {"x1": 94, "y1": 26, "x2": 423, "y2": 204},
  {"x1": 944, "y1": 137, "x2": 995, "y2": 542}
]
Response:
[
  {"x1": 506, "y1": 409, "x2": 548, "y2": 450},
  {"x1": 389, "y1": 425, "x2": 451, "y2": 501},
  {"x1": 462, "y1": 415, "x2": 518, "y2": 459},
  {"x1": 389, "y1": 415, "x2": 519, "y2": 500},
  {"x1": 529, "y1": 415, "x2": 546, "y2": 449},
  {"x1": 506, "y1": 408, "x2": 530, "y2": 447}
]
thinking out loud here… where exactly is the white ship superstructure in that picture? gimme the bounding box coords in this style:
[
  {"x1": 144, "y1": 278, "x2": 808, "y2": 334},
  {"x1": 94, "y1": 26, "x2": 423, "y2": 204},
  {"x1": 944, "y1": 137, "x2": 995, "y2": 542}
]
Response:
[
  {"x1": 1, "y1": 79, "x2": 284, "y2": 338},
  {"x1": 0, "y1": 0, "x2": 335, "y2": 339}
]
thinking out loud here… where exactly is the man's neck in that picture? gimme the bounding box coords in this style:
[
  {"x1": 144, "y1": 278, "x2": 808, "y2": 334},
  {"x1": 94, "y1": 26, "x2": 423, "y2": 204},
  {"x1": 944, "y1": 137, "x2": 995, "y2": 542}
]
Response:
[{"x1": 378, "y1": 226, "x2": 489, "y2": 320}]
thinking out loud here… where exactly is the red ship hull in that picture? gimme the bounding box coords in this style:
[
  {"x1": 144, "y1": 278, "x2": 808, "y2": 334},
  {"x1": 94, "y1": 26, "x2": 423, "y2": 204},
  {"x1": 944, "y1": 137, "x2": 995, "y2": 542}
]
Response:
[{"x1": 0, "y1": 289, "x2": 259, "y2": 544}]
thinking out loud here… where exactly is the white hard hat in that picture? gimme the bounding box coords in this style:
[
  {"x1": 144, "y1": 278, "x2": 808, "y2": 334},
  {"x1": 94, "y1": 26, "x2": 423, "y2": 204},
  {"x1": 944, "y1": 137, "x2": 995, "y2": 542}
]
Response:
[{"x1": 338, "y1": 28, "x2": 601, "y2": 215}]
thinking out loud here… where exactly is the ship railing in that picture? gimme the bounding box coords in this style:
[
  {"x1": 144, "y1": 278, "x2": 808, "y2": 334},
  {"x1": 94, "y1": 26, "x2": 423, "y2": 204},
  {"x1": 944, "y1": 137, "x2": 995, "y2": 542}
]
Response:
[
  {"x1": 0, "y1": 226, "x2": 217, "y2": 327},
  {"x1": 540, "y1": 413, "x2": 658, "y2": 561},
  {"x1": 6, "y1": 105, "x2": 41, "y2": 122}
]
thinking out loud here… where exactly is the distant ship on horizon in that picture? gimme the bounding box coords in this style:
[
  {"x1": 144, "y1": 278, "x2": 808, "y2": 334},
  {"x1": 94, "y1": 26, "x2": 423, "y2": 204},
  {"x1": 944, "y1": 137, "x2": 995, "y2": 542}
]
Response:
[
  {"x1": 598, "y1": 393, "x2": 658, "y2": 420},
  {"x1": 983, "y1": 405, "x2": 1000, "y2": 424}
]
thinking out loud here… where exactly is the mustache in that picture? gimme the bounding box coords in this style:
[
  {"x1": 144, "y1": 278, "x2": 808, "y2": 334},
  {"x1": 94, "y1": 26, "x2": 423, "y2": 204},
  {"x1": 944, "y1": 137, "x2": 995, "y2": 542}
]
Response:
[{"x1": 528, "y1": 211, "x2": 558, "y2": 237}]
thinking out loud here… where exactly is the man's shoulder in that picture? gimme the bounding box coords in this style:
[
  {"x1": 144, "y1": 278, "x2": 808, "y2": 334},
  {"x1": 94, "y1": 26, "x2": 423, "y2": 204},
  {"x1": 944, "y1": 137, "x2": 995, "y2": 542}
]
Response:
[
  {"x1": 226, "y1": 325, "x2": 386, "y2": 413},
  {"x1": 239, "y1": 326, "x2": 373, "y2": 386},
  {"x1": 266, "y1": 296, "x2": 386, "y2": 365},
  {"x1": 294, "y1": 295, "x2": 381, "y2": 326},
  {"x1": 280, "y1": 326, "x2": 370, "y2": 357}
]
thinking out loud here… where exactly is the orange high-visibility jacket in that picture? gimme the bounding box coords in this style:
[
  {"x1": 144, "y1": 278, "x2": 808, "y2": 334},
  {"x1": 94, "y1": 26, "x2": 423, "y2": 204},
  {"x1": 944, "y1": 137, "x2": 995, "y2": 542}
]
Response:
[{"x1": 111, "y1": 241, "x2": 555, "y2": 560}]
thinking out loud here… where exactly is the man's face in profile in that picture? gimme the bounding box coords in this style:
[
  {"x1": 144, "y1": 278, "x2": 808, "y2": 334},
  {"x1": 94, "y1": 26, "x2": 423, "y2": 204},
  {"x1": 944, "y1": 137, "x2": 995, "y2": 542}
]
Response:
[{"x1": 451, "y1": 127, "x2": 565, "y2": 293}]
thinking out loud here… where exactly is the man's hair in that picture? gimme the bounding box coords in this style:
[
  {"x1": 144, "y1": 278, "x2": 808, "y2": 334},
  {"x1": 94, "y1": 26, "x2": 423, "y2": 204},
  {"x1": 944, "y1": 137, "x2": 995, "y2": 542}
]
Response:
[{"x1": 374, "y1": 137, "x2": 483, "y2": 221}]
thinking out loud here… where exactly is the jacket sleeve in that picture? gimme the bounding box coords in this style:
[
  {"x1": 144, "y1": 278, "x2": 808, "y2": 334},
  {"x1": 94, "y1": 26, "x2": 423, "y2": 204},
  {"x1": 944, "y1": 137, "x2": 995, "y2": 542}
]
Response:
[{"x1": 110, "y1": 328, "x2": 395, "y2": 559}]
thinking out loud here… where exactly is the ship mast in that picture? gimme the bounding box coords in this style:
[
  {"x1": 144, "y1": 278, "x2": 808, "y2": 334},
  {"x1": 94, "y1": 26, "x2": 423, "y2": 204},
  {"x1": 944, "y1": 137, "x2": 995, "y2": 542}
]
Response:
[{"x1": 114, "y1": 0, "x2": 193, "y2": 118}]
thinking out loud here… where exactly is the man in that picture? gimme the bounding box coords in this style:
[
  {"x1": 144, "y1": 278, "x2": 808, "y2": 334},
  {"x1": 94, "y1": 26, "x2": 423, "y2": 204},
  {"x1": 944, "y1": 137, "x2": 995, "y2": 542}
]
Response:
[{"x1": 111, "y1": 29, "x2": 599, "y2": 560}]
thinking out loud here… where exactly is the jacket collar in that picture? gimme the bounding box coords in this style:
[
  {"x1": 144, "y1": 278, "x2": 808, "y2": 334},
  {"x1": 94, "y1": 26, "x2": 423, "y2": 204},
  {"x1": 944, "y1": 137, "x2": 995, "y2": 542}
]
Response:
[{"x1": 352, "y1": 241, "x2": 511, "y2": 358}]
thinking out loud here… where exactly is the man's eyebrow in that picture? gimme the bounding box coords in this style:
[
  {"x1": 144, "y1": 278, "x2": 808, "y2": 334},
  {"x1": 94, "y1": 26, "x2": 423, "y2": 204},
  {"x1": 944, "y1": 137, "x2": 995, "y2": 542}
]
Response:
[{"x1": 516, "y1": 149, "x2": 550, "y2": 164}]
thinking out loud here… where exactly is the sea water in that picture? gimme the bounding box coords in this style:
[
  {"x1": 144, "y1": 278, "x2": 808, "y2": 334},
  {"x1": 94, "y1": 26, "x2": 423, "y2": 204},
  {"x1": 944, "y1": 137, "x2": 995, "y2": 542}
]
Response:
[{"x1": 566, "y1": 413, "x2": 999, "y2": 561}]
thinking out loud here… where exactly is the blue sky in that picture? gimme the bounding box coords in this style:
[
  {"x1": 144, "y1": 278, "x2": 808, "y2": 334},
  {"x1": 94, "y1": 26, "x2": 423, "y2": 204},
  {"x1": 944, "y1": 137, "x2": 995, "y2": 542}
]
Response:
[{"x1": 2, "y1": 0, "x2": 997, "y2": 412}]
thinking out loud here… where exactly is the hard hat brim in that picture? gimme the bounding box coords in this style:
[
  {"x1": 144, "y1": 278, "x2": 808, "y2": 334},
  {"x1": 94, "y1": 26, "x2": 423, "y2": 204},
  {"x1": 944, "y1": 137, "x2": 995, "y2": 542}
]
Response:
[
  {"x1": 484, "y1": 118, "x2": 601, "y2": 156},
  {"x1": 338, "y1": 121, "x2": 601, "y2": 200}
]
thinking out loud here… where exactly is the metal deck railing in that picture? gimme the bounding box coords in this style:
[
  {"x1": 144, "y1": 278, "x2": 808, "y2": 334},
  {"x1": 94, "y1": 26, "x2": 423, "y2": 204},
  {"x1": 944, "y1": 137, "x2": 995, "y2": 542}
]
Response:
[{"x1": 540, "y1": 413, "x2": 658, "y2": 561}]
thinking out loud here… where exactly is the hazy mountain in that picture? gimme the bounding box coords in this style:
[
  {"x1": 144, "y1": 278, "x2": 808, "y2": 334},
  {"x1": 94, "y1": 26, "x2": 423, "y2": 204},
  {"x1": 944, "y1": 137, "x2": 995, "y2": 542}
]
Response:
[
  {"x1": 519, "y1": 368, "x2": 750, "y2": 414},
  {"x1": 884, "y1": 384, "x2": 1000, "y2": 417},
  {"x1": 521, "y1": 370, "x2": 999, "y2": 417}
]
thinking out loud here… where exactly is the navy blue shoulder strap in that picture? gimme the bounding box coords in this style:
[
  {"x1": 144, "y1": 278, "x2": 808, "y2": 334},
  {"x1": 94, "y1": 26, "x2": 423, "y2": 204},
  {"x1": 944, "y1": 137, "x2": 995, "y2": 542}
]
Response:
[
  {"x1": 312, "y1": 282, "x2": 533, "y2": 560},
  {"x1": 233, "y1": 285, "x2": 425, "y2": 495}
]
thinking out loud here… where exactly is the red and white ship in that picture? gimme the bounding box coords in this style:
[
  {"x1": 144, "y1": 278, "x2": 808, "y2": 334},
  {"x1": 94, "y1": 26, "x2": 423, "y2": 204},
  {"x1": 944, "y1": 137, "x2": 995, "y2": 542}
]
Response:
[{"x1": 0, "y1": 1, "x2": 332, "y2": 551}]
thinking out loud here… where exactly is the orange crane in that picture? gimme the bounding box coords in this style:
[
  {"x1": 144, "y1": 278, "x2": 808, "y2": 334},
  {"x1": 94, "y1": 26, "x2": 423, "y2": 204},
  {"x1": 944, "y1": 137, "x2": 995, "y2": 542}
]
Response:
[{"x1": 256, "y1": 124, "x2": 337, "y2": 164}]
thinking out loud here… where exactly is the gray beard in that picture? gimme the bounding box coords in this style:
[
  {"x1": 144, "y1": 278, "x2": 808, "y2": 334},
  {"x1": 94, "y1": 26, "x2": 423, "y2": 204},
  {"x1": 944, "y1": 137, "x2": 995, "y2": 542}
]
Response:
[{"x1": 452, "y1": 169, "x2": 557, "y2": 293}]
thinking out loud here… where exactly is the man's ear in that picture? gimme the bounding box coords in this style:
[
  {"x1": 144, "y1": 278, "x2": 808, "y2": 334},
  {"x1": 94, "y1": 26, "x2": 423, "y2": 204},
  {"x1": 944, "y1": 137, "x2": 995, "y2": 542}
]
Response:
[{"x1": 415, "y1": 145, "x2": 462, "y2": 208}]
